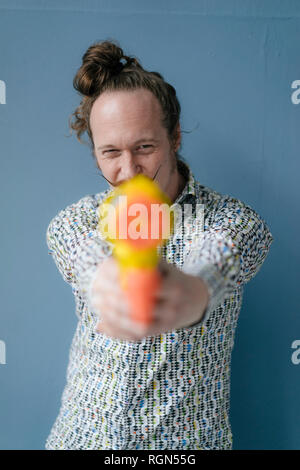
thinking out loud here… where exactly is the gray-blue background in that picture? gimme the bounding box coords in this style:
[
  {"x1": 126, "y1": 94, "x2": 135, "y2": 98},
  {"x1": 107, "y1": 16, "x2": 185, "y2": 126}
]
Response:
[{"x1": 0, "y1": 0, "x2": 299, "y2": 450}]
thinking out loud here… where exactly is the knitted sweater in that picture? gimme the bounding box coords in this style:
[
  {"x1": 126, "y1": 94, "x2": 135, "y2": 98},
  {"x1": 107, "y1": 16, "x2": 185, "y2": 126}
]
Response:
[{"x1": 45, "y1": 161, "x2": 273, "y2": 450}]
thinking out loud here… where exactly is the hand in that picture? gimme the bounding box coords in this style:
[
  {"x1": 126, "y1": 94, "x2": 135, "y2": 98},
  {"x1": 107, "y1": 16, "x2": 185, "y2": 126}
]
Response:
[
  {"x1": 149, "y1": 259, "x2": 210, "y2": 334},
  {"x1": 90, "y1": 256, "x2": 139, "y2": 341},
  {"x1": 91, "y1": 257, "x2": 209, "y2": 341}
]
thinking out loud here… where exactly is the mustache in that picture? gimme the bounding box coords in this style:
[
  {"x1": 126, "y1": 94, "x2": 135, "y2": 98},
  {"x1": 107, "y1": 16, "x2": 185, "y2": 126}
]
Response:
[{"x1": 99, "y1": 164, "x2": 163, "y2": 187}]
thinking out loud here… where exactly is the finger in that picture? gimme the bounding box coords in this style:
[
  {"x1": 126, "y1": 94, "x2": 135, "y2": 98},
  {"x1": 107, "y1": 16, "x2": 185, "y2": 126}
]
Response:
[
  {"x1": 105, "y1": 295, "x2": 129, "y2": 317},
  {"x1": 98, "y1": 301, "x2": 137, "y2": 330},
  {"x1": 93, "y1": 261, "x2": 121, "y2": 289},
  {"x1": 158, "y1": 259, "x2": 171, "y2": 278},
  {"x1": 96, "y1": 319, "x2": 144, "y2": 342},
  {"x1": 94, "y1": 274, "x2": 123, "y2": 294},
  {"x1": 153, "y1": 301, "x2": 177, "y2": 326},
  {"x1": 92, "y1": 289, "x2": 130, "y2": 317},
  {"x1": 155, "y1": 279, "x2": 181, "y2": 302},
  {"x1": 143, "y1": 317, "x2": 174, "y2": 337}
]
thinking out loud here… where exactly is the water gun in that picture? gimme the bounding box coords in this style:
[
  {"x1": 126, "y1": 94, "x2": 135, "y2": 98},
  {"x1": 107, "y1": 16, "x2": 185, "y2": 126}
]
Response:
[{"x1": 97, "y1": 174, "x2": 174, "y2": 325}]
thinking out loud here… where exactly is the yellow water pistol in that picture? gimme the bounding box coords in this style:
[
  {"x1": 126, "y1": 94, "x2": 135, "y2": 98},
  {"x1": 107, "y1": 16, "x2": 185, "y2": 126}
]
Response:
[{"x1": 97, "y1": 174, "x2": 174, "y2": 325}]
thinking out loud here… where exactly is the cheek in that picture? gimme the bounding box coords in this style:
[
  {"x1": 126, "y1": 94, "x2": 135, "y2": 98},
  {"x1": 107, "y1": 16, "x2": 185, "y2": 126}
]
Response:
[
  {"x1": 156, "y1": 159, "x2": 171, "y2": 184},
  {"x1": 98, "y1": 159, "x2": 118, "y2": 179},
  {"x1": 145, "y1": 151, "x2": 166, "y2": 171}
]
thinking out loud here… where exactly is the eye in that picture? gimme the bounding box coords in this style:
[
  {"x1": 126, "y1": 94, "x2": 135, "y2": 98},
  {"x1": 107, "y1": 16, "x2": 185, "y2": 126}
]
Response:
[
  {"x1": 103, "y1": 149, "x2": 119, "y2": 158},
  {"x1": 137, "y1": 145, "x2": 153, "y2": 151}
]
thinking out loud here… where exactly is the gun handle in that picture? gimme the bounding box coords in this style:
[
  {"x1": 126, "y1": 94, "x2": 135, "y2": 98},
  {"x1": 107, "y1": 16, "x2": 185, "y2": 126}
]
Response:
[{"x1": 122, "y1": 267, "x2": 161, "y2": 325}]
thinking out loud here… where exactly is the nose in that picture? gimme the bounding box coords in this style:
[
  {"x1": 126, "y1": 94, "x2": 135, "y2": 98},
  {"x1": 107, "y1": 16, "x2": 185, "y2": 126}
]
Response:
[{"x1": 119, "y1": 151, "x2": 142, "y2": 182}]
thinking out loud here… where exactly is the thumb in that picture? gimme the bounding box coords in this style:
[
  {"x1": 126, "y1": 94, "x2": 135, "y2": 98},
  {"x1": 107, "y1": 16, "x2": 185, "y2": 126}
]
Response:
[{"x1": 158, "y1": 259, "x2": 169, "y2": 278}]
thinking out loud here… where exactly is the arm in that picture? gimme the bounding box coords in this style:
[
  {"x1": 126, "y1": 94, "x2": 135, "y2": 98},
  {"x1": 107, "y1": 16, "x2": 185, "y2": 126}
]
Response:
[
  {"x1": 46, "y1": 195, "x2": 112, "y2": 311},
  {"x1": 182, "y1": 194, "x2": 274, "y2": 325}
]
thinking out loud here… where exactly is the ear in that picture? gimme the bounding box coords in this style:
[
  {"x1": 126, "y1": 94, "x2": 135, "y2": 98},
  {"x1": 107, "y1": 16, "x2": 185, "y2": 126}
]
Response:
[
  {"x1": 173, "y1": 122, "x2": 181, "y2": 152},
  {"x1": 92, "y1": 145, "x2": 97, "y2": 161},
  {"x1": 93, "y1": 150, "x2": 101, "y2": 171}
]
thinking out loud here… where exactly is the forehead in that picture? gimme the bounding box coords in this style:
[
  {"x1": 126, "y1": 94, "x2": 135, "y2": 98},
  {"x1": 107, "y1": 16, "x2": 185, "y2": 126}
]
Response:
[{"x1": 90, "y1": 88, "x2": 164, "y2": 135}]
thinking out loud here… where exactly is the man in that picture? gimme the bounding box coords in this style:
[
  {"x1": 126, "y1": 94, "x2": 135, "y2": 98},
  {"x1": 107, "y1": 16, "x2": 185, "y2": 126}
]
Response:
[
  {"x1": 45, "y1": 41, "x2": 273, "y2": 450},
  {"x1": 89, "y1": 88, "x2": 210, "y2": 342}
]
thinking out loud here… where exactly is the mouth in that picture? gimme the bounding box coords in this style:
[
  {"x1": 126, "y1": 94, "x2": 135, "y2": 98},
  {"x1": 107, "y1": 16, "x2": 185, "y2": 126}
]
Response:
[{"x1": 100, "y1": 164, "x2": 163, "y2": 187}]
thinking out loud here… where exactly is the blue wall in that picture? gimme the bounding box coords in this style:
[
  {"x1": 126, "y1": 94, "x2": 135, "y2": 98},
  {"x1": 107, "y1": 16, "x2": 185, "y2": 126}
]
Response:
[{"x1": 0, "y1": 0, "x2": 299, "y2": 450}]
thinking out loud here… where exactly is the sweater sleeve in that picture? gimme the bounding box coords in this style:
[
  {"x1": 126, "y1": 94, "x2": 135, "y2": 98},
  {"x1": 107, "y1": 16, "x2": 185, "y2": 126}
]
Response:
[
  {"x1": 182, "y1": 194, "x2": 274, "y2": 325},
  {"x1": 46, "y1": 195, "x2": 112, "y2": 310}
]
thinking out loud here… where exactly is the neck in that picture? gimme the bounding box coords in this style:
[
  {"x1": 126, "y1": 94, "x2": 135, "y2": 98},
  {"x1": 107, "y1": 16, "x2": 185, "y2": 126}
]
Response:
[{"x1": 168, "y1": 167, "x2": 187, "y2": 202}]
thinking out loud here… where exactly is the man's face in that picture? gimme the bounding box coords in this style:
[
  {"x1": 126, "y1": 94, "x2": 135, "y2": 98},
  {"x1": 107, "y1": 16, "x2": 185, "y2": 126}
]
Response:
[{"x1": 90, "y1": 88, "x2": 181, "y2": 198}]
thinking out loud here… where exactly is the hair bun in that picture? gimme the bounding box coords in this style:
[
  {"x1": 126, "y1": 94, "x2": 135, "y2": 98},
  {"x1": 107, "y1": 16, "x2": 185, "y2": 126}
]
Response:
[{"x1": 73, "y1": 40, "x2": 137, "y2": 96}]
